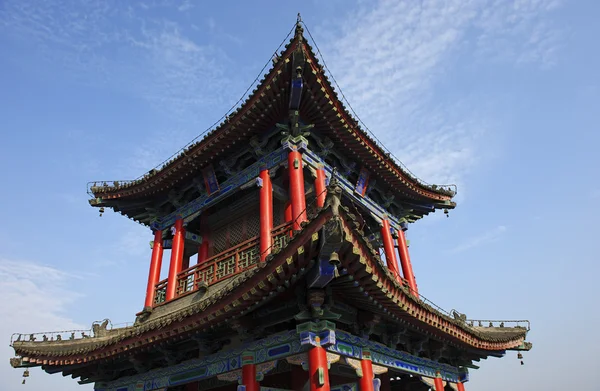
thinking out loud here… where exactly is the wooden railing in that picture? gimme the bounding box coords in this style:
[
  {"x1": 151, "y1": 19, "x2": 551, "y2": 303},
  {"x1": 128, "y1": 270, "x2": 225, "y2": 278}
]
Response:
[
  {"x1": 154, "y1": 222, "x2": 292, "y2": 305},
  {"x1": 153, "y1": 279, "x2": 168, "y2": 305}
]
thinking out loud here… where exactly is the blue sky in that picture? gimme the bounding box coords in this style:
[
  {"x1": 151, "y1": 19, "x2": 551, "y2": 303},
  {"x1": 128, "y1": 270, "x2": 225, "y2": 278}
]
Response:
[{"x1": 1, "y1": 1, "x2": 598, "y2": 390}]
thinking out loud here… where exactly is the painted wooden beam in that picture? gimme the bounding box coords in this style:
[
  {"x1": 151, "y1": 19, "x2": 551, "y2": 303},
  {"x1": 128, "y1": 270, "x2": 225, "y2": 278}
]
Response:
[{"x1": 151, "y1": 148, "x2": 288, "y2": 231}]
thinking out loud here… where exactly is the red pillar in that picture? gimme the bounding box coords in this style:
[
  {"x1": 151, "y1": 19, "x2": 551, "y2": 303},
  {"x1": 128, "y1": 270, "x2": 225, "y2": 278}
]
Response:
[
  {"x1": 434, "y1": 377, "x2": 444, "y2": 391},
  {"x1": 198, "y1": 241, "x2": 208, "y2": 264},
  {"x1": 457, "y1": 382, "x2": 466, "y2": 391},
  {"x1": 397, "y1": 228, "x2": 418, "y2": 295},
  {"x1": 181, "y1": 255, "x2": 191, "y2": 270},
  {"x1": 144, "y1": 230, "x2": 164, "y2": 308},
  {"x1": 315, "y1": 166, "x2": 327, "y2": 208},
  {"x1": 308, "y1": 345, "x2": 330, "y2": 391},
  {"x1": 166, "y1": 219, "x2": 185, "y2": 301},
  {"x1": 381, "y1": 219, "x2": 400, "y2": 280},
  {"x1": 285, "y1": 201, "x2": 293, "y2": 237},
  {"x1": 198, "y1": 214, "x2": 210, "y2": 264},
  {"x1": 260, "y1": 168, "x2": 273, "y2": 262},
  {"x1": 288, "y1": 150, "x2": 307, "y2": 230},
  {"x1": 242, "y1": 363, "x2": 259, "y2": 391},
  {"x1": 358, "y1": 358, "x2": 374, "y2": 391}
]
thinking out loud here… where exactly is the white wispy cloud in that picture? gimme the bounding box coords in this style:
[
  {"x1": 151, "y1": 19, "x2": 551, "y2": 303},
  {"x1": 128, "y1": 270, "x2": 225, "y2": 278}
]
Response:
[
  {"x1": 0, "y1": 259, "x2": 88, "y2": 390},
  {"x1": 0, "y1": 1, "x2": 237, "y2": 121},
  {"x1": 317, "y1": 0, "x2": 561, "y2": 186},
  {"x1": 450, "y1": 225, "x2": 508, "y2": 253}
]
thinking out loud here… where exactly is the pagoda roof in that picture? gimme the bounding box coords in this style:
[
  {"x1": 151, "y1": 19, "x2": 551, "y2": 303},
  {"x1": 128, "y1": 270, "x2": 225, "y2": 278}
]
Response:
[
  {"x1": 88, "y1": 23, "x2": 455, "y2": 208},
  {"x1": 11, "y1": 197, "x2": 528, "y2": 370}
]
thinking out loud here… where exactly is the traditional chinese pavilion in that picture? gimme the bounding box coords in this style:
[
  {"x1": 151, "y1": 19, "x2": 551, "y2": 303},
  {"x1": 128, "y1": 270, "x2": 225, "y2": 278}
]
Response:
[{"x1": 10, "y1": 18, "x2": 531, "y2": 391}]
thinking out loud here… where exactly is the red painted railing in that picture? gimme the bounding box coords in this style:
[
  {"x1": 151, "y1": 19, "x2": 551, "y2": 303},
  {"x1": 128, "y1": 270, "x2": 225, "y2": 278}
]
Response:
[{"x1": 154, "y1": 222, "x2": 292, "y2": 305}]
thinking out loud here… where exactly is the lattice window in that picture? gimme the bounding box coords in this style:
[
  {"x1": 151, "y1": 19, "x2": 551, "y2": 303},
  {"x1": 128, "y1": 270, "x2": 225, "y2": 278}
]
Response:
[
  {"x1": 213, "y1": 225, "x2": 228, "y2": 255},
  {"x1": 246, "y1": 210, "x2": 260, "y2": 239},
  {"x1": 229, "y1": 218, "x2": 245, "y2": 247},
  {"x1": 211, "y1": 209, "x2": 261, "y2": 255}
]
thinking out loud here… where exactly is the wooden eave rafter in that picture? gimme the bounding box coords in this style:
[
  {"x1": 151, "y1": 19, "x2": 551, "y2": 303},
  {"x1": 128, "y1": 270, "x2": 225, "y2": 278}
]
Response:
[
  {"x1": 13, "y1": 205, "x2": 526, "y2": 371},
  {"x1": 90, "y1": 30, "x2": 455, "y2": 207}
]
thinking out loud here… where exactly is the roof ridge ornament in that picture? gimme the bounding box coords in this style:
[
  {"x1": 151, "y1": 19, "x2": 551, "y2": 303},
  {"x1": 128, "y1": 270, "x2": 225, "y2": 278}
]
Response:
[{"x1": 295, "y1": 13, "x2": 304, "y2": 41}]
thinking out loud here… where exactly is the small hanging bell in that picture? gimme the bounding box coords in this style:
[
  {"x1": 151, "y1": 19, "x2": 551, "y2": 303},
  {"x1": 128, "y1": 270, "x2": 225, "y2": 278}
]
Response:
[
  {"x1": 22, "y1": 379, "x2": 26, "y2": 384},
  {"x1": 517, "y1": 353, "x2": 523, "y2": 359},
  {"x1": 23, "y1": 369, "x2": 29, "y2": 377},
  {"x1": 329, "y1": 252, "x2": 341, "y2": 278},
  {"x1": 520, "y1": 360, "x2": 524, "y2": 366},
  {"x1": 99, "y1": 207, "x2": 105, "y2": 217},
  {"x1": 444, "y1": 208, "x2": 449, "y2": 218}
]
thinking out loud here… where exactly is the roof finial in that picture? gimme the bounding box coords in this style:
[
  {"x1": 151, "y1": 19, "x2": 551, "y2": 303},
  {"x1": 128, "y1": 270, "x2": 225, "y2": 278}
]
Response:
[{"x1": 295, "y1": 13, "x2": 304, "y2": 38}]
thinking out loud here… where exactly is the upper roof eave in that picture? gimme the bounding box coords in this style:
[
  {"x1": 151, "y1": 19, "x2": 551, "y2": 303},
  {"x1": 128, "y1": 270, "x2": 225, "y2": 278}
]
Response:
[{"x1": 88, "y1": 26, "x2": 455, "y2": 205}]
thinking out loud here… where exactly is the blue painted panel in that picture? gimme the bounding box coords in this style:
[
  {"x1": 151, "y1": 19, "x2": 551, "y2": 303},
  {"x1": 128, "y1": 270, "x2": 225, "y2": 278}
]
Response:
[{"x1": 302, "y1": 150, "x2": 402, "y2": 229}]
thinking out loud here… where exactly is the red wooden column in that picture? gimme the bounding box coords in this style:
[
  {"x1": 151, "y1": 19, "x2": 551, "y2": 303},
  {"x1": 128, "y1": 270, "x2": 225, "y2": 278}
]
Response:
[
  {"x1": 285, "y1": 201, "x2": 293, "y2": 237},
  {"x1": 433, "y1": 376, "x2": 444, "y2": 391},
  {"x1": 198, "y1": 214, "x2": 210, "y2": 264},
  {"x1": 397, "y1": 227, "x2": 418, "y2": 295},
  {"x1": 181, "y1": 255, "x2": 191, "y2": 270},
  {"x1": 308, "y1": 345, "x2": 330, "y2": 391},
  {"x1": 358, "y1": 351, "x2": 374, "y2": 391},
  {"x1": 259, "y1": 168, "x2": 273, "y2": 261},
  {"x1": 166, "y1": 219, "x2": 185, "y2": 301},
  {"x1": 198, "y1": 240, "x2": 209, "y2": 264},
  {"x1": 288, "y1": 150, "x2": 307, "y2": 230},
  {"x1": 381, "y1": 219, "x2": 400, "y2": 280},
  {"x1": 144, "y1": 230, "x2": 164, "y2": 308},
  {"x1": 315, "y1": 165, "x2": 327, "y2": 208},
  {"x1": 457, "y1": 381, "x2": 466, "y2": 391},
  {"x1": 242, "y1": 363, "x2": 259, "y2": 391}
]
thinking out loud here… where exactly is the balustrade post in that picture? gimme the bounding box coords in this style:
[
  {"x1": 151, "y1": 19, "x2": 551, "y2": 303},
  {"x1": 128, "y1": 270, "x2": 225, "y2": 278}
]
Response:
[
  {"x1": 288, "y1": 149, "x2": 307, "y2": 230},
  {"x1": 397, "y1": 226, "x2": 418, "y2": 296},
  {"x1": 381, "y1": 219, "x2": 400, "y2": 281},
  {"x1": 259, "y1": 168, "x2": 273, "y2": 262},
  {"x1": 166, "y1": 219, "x2": 185, "y2": 301},
  {"x1": 144, "y1": 230, "x2": 164, "y2": 308}
]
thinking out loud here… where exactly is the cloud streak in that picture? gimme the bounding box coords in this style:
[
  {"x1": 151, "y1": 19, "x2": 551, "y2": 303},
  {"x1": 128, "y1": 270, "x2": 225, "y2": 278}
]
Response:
[
  {"x1": 0, "y1": 0, "x2": 237, "y2": 122},
  {"x1": 0, "y1": 259, "x2": 87, "y2": 390},
  {"x1": 450, "y1": 225, "x2": 508, "y2": 253},
  {"x1": 317, "y1": 0, "x2": 561, "y2": 186}
]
